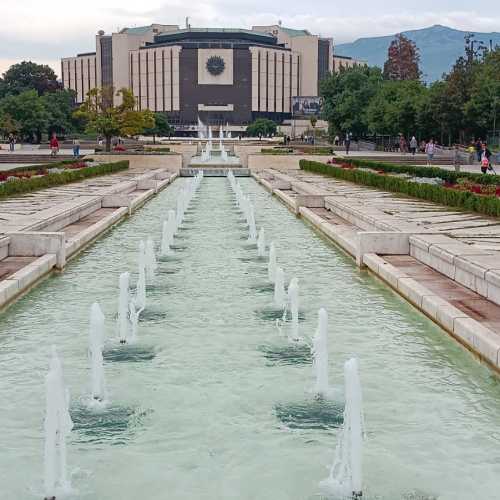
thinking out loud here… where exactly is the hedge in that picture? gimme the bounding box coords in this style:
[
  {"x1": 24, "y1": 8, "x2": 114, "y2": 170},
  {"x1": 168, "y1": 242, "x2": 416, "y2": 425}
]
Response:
[
  {"x1": 4, "y1": 158, "x2": 95, "y2": 175},
  {"x1": 0, "y1": 161, "x2": 129, "y2": 198},
  {"x1": 335, "y1": 157, "x2": 500, "y2": 186},
  {"x1": 261, "y1": 148, "x2": 295, "y2": 155},
  {"x1": 300, "y1": 160, "x2": 500, "y2": 218}
]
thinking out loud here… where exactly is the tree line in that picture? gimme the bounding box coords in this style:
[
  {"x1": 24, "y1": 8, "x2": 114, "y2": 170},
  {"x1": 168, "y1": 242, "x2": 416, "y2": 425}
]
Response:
[
  {"x1": 0, "y1": 61, "x2": 173, "y2": 148},
  {"x1": 321, "y1": 34, "x2": 500, "y2": 146}
]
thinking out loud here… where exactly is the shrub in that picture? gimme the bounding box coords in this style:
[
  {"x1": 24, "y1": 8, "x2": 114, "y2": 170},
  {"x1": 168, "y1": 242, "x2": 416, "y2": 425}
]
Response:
[
  {"x1": 300, "y1": 160, "x2": 500, "y2": 217},
  {"x1": 0, "y1": 161, "x2": 129, "y2": 198},
  {"x1": 333, "y1": 157, "x2": 500, "y2": 186}
]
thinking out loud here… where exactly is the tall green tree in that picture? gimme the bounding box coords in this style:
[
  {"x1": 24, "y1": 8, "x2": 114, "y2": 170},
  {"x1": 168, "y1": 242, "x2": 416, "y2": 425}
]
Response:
[
  {"x1": 465, "y1": 48, "x2": 500, "y2": 140},
  {"x1": 1, "y1": 61, "x2": 60, "y2": 96},
  {"x1": 43, "y1": 89, "x2": 78, "y2": 136},
  {"x1": 143, "y1": 112, "x2": 174, "y2": 143},
  {"x1": 0, "y1": 89, "x2": 47, "y2": 142},
  {"x1": 75, "y1": 86, "x2": 155, "y2": 151},
  {"x1": 246, "y1": 118, "x2": 277, "y2": 137},
  {"x1": 366, "y1": 80, "x2": 426, "y2": 137},
  {"x1": 320, "y1": 65, "x2": 383, "y2": 139}
]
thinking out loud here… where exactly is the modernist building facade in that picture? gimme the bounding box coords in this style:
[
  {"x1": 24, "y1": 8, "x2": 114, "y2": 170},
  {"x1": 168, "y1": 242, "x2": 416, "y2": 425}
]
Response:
[{"x1": 61, "y1": 24, "x2": 336, "y2": 127}]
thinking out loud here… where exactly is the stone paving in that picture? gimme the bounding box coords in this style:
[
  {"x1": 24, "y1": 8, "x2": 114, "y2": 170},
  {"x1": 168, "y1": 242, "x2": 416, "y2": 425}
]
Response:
[
  {"x1": 0, "y1": 165, "x2": 168, "y2": 234},
  {"x1": 291, "y1": 171, "x2": 500, "y2": 252}
]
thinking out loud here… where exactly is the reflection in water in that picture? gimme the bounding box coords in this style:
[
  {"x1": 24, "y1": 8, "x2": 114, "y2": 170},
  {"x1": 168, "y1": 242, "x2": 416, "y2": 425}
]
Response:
[
  {"x1": 275, "y1": 399, "x2": 344, "y2": 430},
  {"x1": 137, "y1": 309, "x2": 168, "y2": 323},
  {"x1": 70, "y1": 402, "x2": 150, "y2": 444},
  {"x1": 259, "y1": 342, "x2": 312, "y2": 365},
  {"x1": 103, "y1": 344, "x2": 157, "y2": 362}
]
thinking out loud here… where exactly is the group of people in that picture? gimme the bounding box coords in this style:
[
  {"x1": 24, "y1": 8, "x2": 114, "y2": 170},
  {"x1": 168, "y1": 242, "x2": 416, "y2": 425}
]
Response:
[{"x1": 49, "y1": 134, "x2": 81, "y2": 158}]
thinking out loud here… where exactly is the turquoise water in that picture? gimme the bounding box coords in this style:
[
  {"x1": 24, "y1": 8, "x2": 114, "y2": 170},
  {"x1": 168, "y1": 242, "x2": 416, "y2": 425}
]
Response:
[{"x1": 0, "y1": 178, "x2": 499, "y2": 500}]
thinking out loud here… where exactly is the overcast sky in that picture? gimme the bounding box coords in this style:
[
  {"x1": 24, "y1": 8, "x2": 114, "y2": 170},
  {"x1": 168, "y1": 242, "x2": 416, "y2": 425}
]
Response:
[{"x1": 1, "y1": 0, "x2": 499, "y2": 76}]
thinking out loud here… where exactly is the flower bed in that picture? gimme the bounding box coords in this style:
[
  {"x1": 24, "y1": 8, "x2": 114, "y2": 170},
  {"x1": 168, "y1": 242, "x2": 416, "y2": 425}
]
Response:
[
  {"x1": 0, "y1": 161, "x2": 129, "y2": 198},
  {"x1": 301, "y1": 159, "x2": 500, "y2": 217}
]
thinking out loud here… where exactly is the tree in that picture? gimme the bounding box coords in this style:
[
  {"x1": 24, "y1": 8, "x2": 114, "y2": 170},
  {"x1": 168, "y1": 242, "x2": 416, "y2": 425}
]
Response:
[
  {"x1": 143, "y1": 112, "x2": 174, "y2": 143},
  {"x1": 366, "y1": 80, "x2": 426, "y2": 137},
  {"x1": 320, "y1": 65, "x2": 383, "y2": 140},
  {"x1": 464, "y1": 48, "x2": 500, "y2": 140},
  {"x1": 246, "y1": 118, "x2": 277, "y2": 137},
  {"x1": 2, "y1": 61, "x2": 60, "y2": 96},
  {"x1": 75, "y1": 87, "x2": 155, "y2": 151},
  {"x1": 383, "y1": 34, "x2": 421, "y2": 81},
  {"x1": 0, "y1": 89, "x2": 48, "y2": 142},
  {"x1": 43, "y1": 89, "x2": 78, "y2": 136},
  {"x1": 0, "y1": 110, "x2": 20, "y2": 138}
]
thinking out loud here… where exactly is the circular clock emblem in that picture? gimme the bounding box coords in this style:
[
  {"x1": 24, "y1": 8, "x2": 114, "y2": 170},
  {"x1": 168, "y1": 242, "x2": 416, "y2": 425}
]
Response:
[{"x1": 206, "y1": 55, "x2": 225, "y2": 76}]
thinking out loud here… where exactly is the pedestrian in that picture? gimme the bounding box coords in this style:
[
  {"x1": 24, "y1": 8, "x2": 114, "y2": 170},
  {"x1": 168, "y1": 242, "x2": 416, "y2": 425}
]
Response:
[
  {"x1": 345, "y1": 132, "x2": 351, "y2": 155},
  {"x1": 425, "y1": 139, "x2": 435, "y2": 166},
  {"x1": 334, "y1": 135, "x2": 340, "y2": 146},
  {"x1": 453, "y1": 144, "x2": 462, "y2": 173},
  {"x1": 480, "y1": 143, "x2": 492, "y2": 174},
  {"x1": 409, "y1": 136, "x2": 417, "y2": 155},
  {"x1": 49, "y1": 133, "x2": 59, "y2": 157},
  {"x1": 475, "y1": 138, "x2": 483, "y2": 163},
  {"x1": 399, "y1": 135, "x2": 407, "y2": 154},
  {"x1": 8, "y1": 133, "x2": 15, "y2": 152},
  {"x1": 72, "y1": 137, "x2": 80, "y2": 158}
]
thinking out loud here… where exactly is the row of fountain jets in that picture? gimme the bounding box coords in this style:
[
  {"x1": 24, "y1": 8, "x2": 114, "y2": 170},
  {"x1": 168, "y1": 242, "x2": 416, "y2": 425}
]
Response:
[
  {"x1": 200, "y1": 123, "x2": 229, "y2": 163},
  {"x1": 228, "y1": 170, "x2": 363, "y2": 500},
  {"x1": 42, "y1": 172, "x2": 204, "y2": 500},
  {"x1": 42, "y1": 170, "x2": 362, "y2": 500}
]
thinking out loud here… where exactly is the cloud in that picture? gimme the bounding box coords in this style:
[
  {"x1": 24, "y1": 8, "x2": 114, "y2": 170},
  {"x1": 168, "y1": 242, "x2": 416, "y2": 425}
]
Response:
[{"x1": 1, "y1": 1, "x2": 499, "y2": 75}]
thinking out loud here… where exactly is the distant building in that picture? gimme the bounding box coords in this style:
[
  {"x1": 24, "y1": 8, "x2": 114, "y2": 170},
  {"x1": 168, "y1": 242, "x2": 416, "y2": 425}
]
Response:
[
  {"x1": 61, "y1": 23, "x2": 335, "y2": 129},
  {"x1": 332, "y1": 54, "x2": 367, "y2": 72}
]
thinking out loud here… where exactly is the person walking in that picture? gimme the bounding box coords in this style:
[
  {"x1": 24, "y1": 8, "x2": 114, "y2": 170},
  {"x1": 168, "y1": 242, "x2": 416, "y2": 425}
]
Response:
[
  {"x1": 453, "y1": 144, "x2": 462, "y2": 172},
  {"x1": 409, "y1": 136, "x2": 418, "y2": 155},
  {"x1": 8, "y1": 133, "x2": 15, "y2": 152},
  {"x1": 334, "y1": 135, "x2": 340, "y2": 146},
  {"x1": 425, "y1": 139, "x2": 435, "y2": 166},
  {"x1": 475, "y1": 138, "x2": 483, "y2": 163},
  {"x1": 72, "y1": 137, "x2": 80, "y2": 158},
  {"x1": 345, "y1": 133, "x2": 351, "y2": 155},
  {"x1": 480, "y1": 143, "x2": 492, "y2": 174},
  {"x1": 399, "y1": 135, "x2": 407, "y2": 154},
  {"x1": 49, "y1": 134, "x2": 59, "y2": 157}
]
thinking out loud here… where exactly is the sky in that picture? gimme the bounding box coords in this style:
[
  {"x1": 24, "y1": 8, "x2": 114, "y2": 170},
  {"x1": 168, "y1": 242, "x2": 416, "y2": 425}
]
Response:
[{"x1": 1, "y1": 0, "x2": 499, "y2": 76}]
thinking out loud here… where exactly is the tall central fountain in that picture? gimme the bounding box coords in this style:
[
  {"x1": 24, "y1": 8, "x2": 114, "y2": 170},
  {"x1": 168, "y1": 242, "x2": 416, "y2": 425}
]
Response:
[{"x1": 187, "y1": 121, "x2": 245, "y2": 175}]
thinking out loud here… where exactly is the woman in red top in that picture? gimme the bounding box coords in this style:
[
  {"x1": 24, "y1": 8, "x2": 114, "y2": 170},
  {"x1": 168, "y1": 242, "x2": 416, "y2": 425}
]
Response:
[{"x1": 50, "y1": 135, "x2": 59, "y2": 156}]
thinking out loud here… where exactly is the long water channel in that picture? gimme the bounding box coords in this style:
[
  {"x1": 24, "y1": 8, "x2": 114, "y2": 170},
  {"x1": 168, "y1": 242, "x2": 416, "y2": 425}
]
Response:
[{"x1": 0, "y1": 177, "x2": 499, "y2": 499}]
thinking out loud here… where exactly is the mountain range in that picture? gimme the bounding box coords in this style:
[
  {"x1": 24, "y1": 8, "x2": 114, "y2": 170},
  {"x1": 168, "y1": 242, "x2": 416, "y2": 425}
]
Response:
[{"x1": 335, "y1": 24, "x2": 500, "y2": 82}]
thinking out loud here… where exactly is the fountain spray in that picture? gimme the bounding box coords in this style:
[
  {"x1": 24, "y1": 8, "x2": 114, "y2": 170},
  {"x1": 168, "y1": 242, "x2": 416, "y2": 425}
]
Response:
[
  {"x1": 145, "y1": 238, "x2": 157, "y2": 284},
  {"x1": 257, "y1": 228, "x2": 266, "y2": 258},
  {"x1": 268, "y1": 242, "x2": 277, "y2": 283},
  {"x1": 160, "y1": 220, "x2": 172, "y2": 257},
  {"x1": 287, "y1": 278, "x2": 300, "y2": 341},
  {"x1": 43, "y1": 347, "x2": 73, "y2": 500},
  {"x1": 320, "y1": 358, "x2": 363, "y2": 499},
  {"x1": 248, "y1": 206, "x2": 257, "y2": 243},
  {"x1": 89, "y1": 303, "x2": 106, "y2": 402},
  {"x1": 274, "y1": 267, "x2": 285, "y2": 309},
  {"x1": 135, "y1": 241, "x2": 147, "y2": 315},
  {"x1": 312, "y1": 308, "x2": 329, "y2": 396},
  {"x1": 117, "y1": 272, "x2": 130, "y2": 344}
]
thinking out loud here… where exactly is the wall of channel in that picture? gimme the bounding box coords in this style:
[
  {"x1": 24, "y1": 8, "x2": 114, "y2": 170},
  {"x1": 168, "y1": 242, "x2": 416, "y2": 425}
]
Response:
[
  {"x1": 252, "y1": 168, "x2": 500, "y2": 373},
  {"x1": 0, "y1": 170, "x2": 179, "y2": 311}
]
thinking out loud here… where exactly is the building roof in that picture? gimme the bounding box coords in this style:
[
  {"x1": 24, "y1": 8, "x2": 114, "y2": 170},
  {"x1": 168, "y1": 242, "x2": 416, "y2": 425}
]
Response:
[
  {"x1": 120, "y1": 26, "x2": 153, "y2": 35},
  {"x1": 280, "y1": 27, "x2": 311, "y2": 37},
  {"x1": 149, "y1": 28, "x2": 280, "y2": 48}
]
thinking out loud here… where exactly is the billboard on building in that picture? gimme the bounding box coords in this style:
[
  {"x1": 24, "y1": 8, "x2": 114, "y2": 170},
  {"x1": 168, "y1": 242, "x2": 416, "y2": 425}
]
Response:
[{"x1": 292, "y1": 96, "x2": 322, "y2": 117}]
